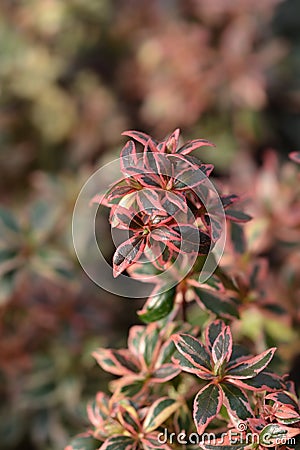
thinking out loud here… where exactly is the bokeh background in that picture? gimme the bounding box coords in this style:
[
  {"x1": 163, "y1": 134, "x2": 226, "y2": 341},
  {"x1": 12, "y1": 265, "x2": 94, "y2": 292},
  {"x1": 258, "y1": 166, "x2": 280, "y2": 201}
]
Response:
[{"x1": 0, "y1": 1, "x2": 300, "y2": 449}]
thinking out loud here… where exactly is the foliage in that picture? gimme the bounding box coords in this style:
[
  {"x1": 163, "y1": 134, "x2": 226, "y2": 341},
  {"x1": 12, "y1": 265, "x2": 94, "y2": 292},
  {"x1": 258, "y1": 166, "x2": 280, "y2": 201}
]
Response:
[
  {"x1": 1, "y1": 1, "x2": 300, "y2": 449},
  {"x1": 67, "y1": 130, "x2": 300, "y2": 450}
]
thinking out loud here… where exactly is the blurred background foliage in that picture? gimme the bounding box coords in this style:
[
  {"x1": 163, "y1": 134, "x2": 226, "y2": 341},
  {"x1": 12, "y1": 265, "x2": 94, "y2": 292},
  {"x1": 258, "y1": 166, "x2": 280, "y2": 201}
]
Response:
[{"x1": 0, "y1": 0, "x2": 299, "y2": 449}]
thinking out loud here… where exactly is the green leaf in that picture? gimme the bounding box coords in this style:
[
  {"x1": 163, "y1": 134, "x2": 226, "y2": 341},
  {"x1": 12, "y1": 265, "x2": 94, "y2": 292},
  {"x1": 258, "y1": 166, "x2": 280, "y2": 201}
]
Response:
[
  {"x1": 143, "y1": 397, "x2": 179, "y2": 433},
  {"x1": 230, "y1": 371, "x2": 283, "y2": 392},
  {"x1": 212, "y1": 326, "x2": 232, "y2": 370},
  {"x1": 0, "y1": 207, "x2": 20, "y2": 233},
  {"x1": 68, "y1": 433, "x2": 100, "y2": 450},
  {"x1": 230, "y1": 222, "x2": 246, "y2": 254},
  {"x1": 226, "y1": 348, "x2": 276, "y2": 379},
  {"x1": 92, "y1": 348, "x2": 140, "y2": 376},
  {"x1": 225, "y1": 210, "x2": 252, "y2": 222},
  {"x1": 119, "y1": 379, "x2": 145, "y2": 397},
  {"x1": 221, "y1": 383, "x2": 253, "y2": 421},
  {"x1": 141, "y1": 324, "x2": 160, "y2": 367},
  {"x1": 151, "y1": 364, "x2": 181, "y2": 382},
  {"x1": 193, "y1": 383, "x2": 223, "y2": 434},
  {"x1": 101, "y1": 435, "x2": 135, "y2": 450},
  {"x1": 138, "y1": 288, "x2": 176, "y2": 323},
  {"x1": 172, "y1": 333, "x2": 211, "y2": 371},
  {"x1": 194, "y1": 288, "x2": 239, "y2": 319}
]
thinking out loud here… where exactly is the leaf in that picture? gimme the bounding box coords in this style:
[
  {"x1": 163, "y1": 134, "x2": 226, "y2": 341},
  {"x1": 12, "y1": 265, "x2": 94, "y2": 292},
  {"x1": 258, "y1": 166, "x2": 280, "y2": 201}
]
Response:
[
  {"x1": 172, "y1": 333, "x2": 211, "y2": 372},
  {"x1": 138, "y1": 288, "x2": 176, "y2": 323},
  {"x1": 289, "y1": 151, "x2": 300, "y2": 164},
  {"x1": 113, "y1": 235, "x2": 145, "y2": 277},
  {"x1": 170, "y1": 225, "x2": 210, "y2": 254},
  {"x1": 225, "y1": 210, "x2": 252, "y2": 223},
  {"x1": 205, "y1": 320, "x2": 226, "y2": 353},
  {"x1": 230, "y1": 222, "x2": 246, "y2": 255},
  {"x1": 143, "y1": 397, "x2": 179, "y2": 433},
  {"x1": 128, "y1": 326, "x2": 144, "y2": 358},
  {"x1": 120, "y1": 140, "x2": 140, "y2": 176},
  {"x1": 211, "y1": 326, "x2": 233, "y2": 369},
  {"x1": 177, "y1": 139, "x2": 215, "y2": 155},
  {"x1": 110, "y1": 206, "x2": 141, "y2": 230},
  {"x1": 229, "y1": 371, "x2": 284, "y2": 392},
  {"x1": 161, "y1": 191, "x2": 188, "y2": 213},
  {"x1": 226, "y1": 348, "x2": 276, "y2": 379},
  {"x1": 164, "y1": 128, "x2": 180, "y2": 153},
  {"x1": 221, "y1": 383, "x2": 253, "y2": 421},
  {"x1": 122, "y1": 130, "x2": 158, "y2": 147},
  {"x1": 0, "y1": 207, "x2": 20, "y2": 233},
  {"x1": 194, "y1": 288, "x2": 239, "y2": 319},
  {"x1": 151, "y1": 364, "x2": 181, "y2": 382},
  {"x1": 140, "y1": 323, "x2": 160, "y2": 368},
  {"x1": 118, "y1": 404, "x2": 141, "y2": 435},
  {"x1": 117, "y1": 377, "x2": 146, "y2": 397},
  {"x1": 266, "y1": 392, "x2": 299, "y2": 410},
  {"x1": 136, "y1": 189, "x2": 163, "y2": 211},
  {"x1": 220, "y1": 195, "x2": 239, "y2": 208},
  {"x1": 143, "y1": 150, "x2": 172, "y2": 178},
  {"x1": 193, "y1": 383, "x2": 223, "y2": 434},
  {"x1": 100, "y1": 435, "x2": 135, "y2": 450},
  {"x1": 174, "y1": 166, "x2": 213, "y2": 190},
  {"x1": 172, "y1": 352, "x2": 214, "y2": 378},
  {"x1": 104, "y1": 179, "x2": 136, "y2": 204},
  {"x1": 259, "y1": 423, "x2": 300, "y2": 447},
  {"x1": 68, "y1": 433, "x2": 100, "y2": 450},
  {"x1": 92, "y1": 348, "x2": 140, "y2": 376},
  {"x1": 275, "y1": 406, "x2": 300, "y2": 425}
]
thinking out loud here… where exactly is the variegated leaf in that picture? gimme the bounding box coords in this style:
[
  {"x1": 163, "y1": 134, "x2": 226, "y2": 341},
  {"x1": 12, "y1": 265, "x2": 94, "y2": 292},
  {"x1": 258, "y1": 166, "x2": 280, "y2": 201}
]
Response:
[
  {"x1": 177, "y1": 139, "x2": 215, "y2": 155},
  {"x1": 228, "y1": 371, "x2": 283, "y2": 392},
  {"x1": 226, "y1": 348, "x2": 276, "y2": 379},
  {"x1": 172, "y1": 352, "x2": 214, "y2": 378},
  {"x1": 122, "y1": 130, "x2": 158, "y2": 147},
  {"x1": 220, "y1": 383, "x2": 253, "y2": 421},
  {"x1": 212, "y1": 326, "x2": 233, "y2": 370},
  {"x1": 113, "y1": 235, "x2": 146, "y2": 277},
  {"x1": 172, "y1": 333, "x2": 211, "y2": 371},
  {"x1": 100, "y1": 435, "x2": 136, "y2": 450},
  {"x1": 164, "y1": 128, "x2": 180, "y2": 153},
  {"x1": 193, "y1": 383, "x2": 223, "y2": 434},
  {"x1": 143, "y1": 397, "x2": 179, "y2": 433},
  {"x1": 139, "y1": 323, "x2": 161, "y2": 369},
  {"x1": 67, "y1": 433, "x2": 100, "y2": 450},
  {"x1": 225, "y1": 210, "x2": 252, "y2": 223},
  {"x1": 194, "y1": 287, "x2": 239, "y2": 319},
  {"x1": 92, "y1": 348, "x2": 140, "y2": 376},
  {"x1": 205, "y1": 320, "x2": 226, "y2": 353},
  {"x1": 151, "y1": 364, "x2": 181, "y2": 382}
]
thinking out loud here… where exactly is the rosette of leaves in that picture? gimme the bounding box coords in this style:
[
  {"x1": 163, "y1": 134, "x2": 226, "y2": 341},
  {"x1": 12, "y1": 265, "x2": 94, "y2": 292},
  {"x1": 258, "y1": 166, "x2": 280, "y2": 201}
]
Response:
[
  {"x1": 67, "y1": 392, "x2": 180, "y2": 450},
  {"x1": 96, "y1": 130, "x2": 214, "y2": 213},
  {"x1": 172, "y1": 319, "x2": 283, "y2": 434},
  {"x1": 92, "y1": 321, "x2": 198, "y2": 399},
  {"x1": 110, "y1": 205, "x2": 211, "y2": 277}
]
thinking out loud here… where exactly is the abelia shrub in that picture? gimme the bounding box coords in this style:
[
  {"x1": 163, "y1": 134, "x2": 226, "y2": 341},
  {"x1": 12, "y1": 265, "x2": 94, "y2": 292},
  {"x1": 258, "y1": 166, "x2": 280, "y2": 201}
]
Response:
[{"x1": 67, "y1": 130, "x2": 300, "y2": 450}]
